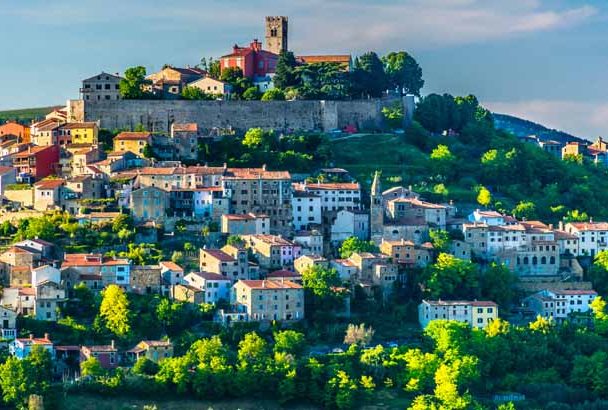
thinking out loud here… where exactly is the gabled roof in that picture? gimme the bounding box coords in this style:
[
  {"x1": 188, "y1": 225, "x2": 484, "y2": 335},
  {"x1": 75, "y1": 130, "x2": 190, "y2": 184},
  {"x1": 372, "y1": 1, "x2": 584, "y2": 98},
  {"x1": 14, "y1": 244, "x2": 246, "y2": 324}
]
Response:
[
  {"x1": 114, "y1": 132, "x2": 152, "y2": 141},
  {"x1": 237, "y1": 280, "x2": 302, "y2": 290},
  {"x1": 82, "y1": 72, "x2": 123, "y2": 82},
  {"x1": 35, "y1": 179, "x2": 65, "y2": 190},
  {"x1": 172, "y1": 123, "x2": 198, "y2": 132},
  {"x1": 188, "y1": 271, "x2": 230, "y2": 281}
]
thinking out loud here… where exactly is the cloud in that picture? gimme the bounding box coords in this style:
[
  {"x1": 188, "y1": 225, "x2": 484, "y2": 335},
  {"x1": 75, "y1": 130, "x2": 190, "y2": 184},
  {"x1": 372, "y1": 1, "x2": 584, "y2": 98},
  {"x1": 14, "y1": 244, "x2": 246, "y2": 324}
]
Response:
[
  {"x1": 484, "y1": 99, "x2": 608, "y2": 140},
  {"x1": 4, "y1": 0, "x2": 599, "y2": 51}
]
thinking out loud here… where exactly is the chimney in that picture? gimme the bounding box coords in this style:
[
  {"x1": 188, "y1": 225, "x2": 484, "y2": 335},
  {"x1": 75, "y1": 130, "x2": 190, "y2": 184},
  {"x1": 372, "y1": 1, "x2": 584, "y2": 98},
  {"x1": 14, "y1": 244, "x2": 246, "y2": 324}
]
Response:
[
  {"x1": 549, "y1": 224, "x2": 553, "y2": 230},
  {"x1": 111, "y1": 340, "x2": 115, "y2": 349},
  {"x1": 29, "y1": 334, "x2": 34, "y2": 340},
  {"x1": 559, "y1": 221, "x2": 564, "y2": 231},
  {"x1": 590, "y1": 217, "x2": 594, "y2": 223},
  {"x1": 262, "y1": 164, "x2": 267, "y2": 171},
  {"x1": 44, "y1": 333, "x2": 49, "y2": 340},
  {"x1": 223, "y1": 162, "x2": 227, "y2": 170}
]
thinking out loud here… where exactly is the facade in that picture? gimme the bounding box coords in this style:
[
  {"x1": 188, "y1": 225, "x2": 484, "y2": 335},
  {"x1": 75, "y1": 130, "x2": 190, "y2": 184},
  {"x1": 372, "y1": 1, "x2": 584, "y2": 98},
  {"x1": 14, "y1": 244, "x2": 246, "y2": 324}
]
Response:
[
  {"x1": 380, "y1": 239, "x2": 433, "y2": 268},
  {"x1": 10, "y1": 334, "x2": 53, "y2": 359},
  {"x1": 387, "y1": 198, "x2": 447, "y2": 229},
  {"x1": 0, "y1": 121, "x2": 30, "y2": 143},
  {"x1": 59, "y1": 122, "x2": 99, "y2": 146},
  {"x1": 219, "y1": 39, "x2": 279, "y2": 79},
  {"x1": 293, "y1": 230, "x2": 323, "y2": 255},
  {"x1": 13, "y1": 145, "x2": 60, "y2": 180},
  {"x1": 187, "y1": 77, "x2": 232, "y2": 96},
  {"x1": 524, "y1": 289, "x2": 598, "y2": 321},
  {"x1": 81, "y1": 72, "x2": 122, "y2": 102},
  {"x1": 242, "y1": 234, "x2": 302, "y2": 269},
  {"x1": 170, "y1": 123, "x2": 199, "y2": 161},
  {"x1": 130, "y1": 186, "x2": 169, "y2": 222},
  {"x1": 418, "y1": 300, "x2": 498, "y2": 329},
  {"x1": 127, "y1": 340, "x2": 174, "y2": 363},
  {"x1": 222, "y1": 167, "x2": 292, "y2": 236},
  {"x1": 294, "y1": 254, "x2": 328, "y2": 275},
  {"x1": 292, "y1": 191, "x2": 322, "y2": 231},
  {"x1": 183, "y1": 271, "x2": 231, "y2": 304},
  {"x1": 295, "y1": 182, "x2": 362, "y2": 213},
  {"x1": 199, "y1": 245, "x2": 251, "y2": 282},
  {"x1": 0, "y1": 306, "x2": 17, "y2": 339},
  {"x1": 113, "y1": 132, "x2": 153, "y2": 156},
  {"x1": 81, "y1": 342, "x2": 118, "y2": 369},
  {"x1": 330, "y1": 209, "x2": 369, "y2": 243},
  {"x1": 565, "y1": 221, "x2": 608, "y2": 257},
  {"x1": 221, "y1": 213, "x2": 270, "y2": 235},
  {"x1": 265, "y1": 16, "x2": 288, "y2": 55},
  {"x1": 232, "y1": 279, "x2": 304, "y2": 321},
  {"x1": 147, "y1": 66, "x2": 206, "y2": 98}
]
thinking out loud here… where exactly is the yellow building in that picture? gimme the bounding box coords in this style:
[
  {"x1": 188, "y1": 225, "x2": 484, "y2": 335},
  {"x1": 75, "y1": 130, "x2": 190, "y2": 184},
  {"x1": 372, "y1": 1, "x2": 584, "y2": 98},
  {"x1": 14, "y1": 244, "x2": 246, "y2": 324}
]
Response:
[
  {"x1": 61, "y1": 122, "x2": 99, "y2": 145},
  {"x1": 127, "y1": 340, "x2": 174, "y2": 363},
  {"x1": 113, "y1": 132, "x2": 152, "y2": 156}
]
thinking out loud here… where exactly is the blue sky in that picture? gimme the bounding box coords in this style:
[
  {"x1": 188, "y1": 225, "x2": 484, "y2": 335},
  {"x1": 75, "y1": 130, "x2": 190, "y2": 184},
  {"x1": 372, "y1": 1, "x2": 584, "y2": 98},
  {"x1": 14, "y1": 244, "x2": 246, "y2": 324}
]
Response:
[{"x1": 1, "y1": 0, "x2": 606, "y2": 138}]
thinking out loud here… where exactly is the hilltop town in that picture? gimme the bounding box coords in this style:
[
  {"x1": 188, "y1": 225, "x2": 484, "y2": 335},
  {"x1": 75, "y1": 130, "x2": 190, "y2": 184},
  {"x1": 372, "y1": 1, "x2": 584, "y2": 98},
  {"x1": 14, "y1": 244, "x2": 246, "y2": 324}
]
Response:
[{"x1": 1, "y1": 14, "x2": 608, "y2": 410}]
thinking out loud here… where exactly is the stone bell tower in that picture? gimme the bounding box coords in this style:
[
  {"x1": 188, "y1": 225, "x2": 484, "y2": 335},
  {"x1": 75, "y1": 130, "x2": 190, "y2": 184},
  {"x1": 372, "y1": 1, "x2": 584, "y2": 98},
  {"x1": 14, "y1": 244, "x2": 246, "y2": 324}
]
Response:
[
  {"x1": 370, "y1": 171, "x2": 384, "y2": 245},
  {"x1": 265, "y1": 16, "x2": 288, "y2": 55}
]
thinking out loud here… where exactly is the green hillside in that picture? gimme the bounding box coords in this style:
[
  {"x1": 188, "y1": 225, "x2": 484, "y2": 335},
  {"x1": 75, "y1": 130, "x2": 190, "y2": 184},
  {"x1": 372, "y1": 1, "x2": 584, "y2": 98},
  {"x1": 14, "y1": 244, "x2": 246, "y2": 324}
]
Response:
[
  {"x1": 0, "y1": 106, "x2": 60, "y2": 123},
  {"x1": 326, "y1": 94, "x2": 608, "y2": 224}
]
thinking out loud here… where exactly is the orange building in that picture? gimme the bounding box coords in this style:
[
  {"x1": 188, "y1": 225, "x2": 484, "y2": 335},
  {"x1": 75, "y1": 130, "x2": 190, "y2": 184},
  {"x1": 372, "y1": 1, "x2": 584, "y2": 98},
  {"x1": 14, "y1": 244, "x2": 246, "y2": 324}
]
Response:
[{"x1": 0, "y1": 121, "x2": 30, "y2": 143}]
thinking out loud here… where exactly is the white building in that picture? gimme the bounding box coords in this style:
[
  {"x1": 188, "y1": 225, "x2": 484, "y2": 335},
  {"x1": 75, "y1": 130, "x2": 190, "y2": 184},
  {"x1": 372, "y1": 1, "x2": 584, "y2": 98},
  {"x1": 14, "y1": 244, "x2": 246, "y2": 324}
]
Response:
[
  {"x1": 524, "y1": 289, "x2": 597, "y2": 321},
  {"x1": 330, "y1": 210, "x2": 369, "y2": 243},
  {"x1": 418, "y1": 300, "x2": 498, "y2": 329},
  {"x1": 293, "y1": 230, "x2": 323, "y2": 255},
  {"x1": 565, "y1": 221, "x2": 608, "y2": 257},
  {"x1": 292, "y1": 191, "x2": 322, "y2": 230},
  {"x1": 183, "y1": 272, "x2": 231, "y2": 304},
  {"x1": 294, "y1": 182, "x2": 361, "y2": 213}
]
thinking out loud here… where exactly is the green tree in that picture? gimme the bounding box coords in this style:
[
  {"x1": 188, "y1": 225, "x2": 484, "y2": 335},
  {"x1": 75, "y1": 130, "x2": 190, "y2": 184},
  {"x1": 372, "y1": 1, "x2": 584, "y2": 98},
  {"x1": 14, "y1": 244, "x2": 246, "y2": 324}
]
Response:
[
  {"x1": 301, "y1": 265, "x2": 340, "y2": 298},
  {"x1": 273, "y1": 50, "x2": 300, "y2": 89},
  {"x1": 480, "y1": 263, "x2": 516, "y2": 308},
  {"x1": 512, "y1": 201, "x2": 537, "y2": 220},
  {"x1": 242, "y1": 127, "x2": 273, "y2": 150},
  {"x1": 429, "y1": 229, "x2": 451, "y2": 252},
  {"x1": 81, "y1": 356, "x2": 105, "y2": 377},
  {"x1": 381, "y1": 104, "x2": 404, "y2": 129},
  {"x1": 119, "y1": 66, "x2": 152, "y2": 99},
  {"x1": 226, "y1": 235, "x2": 245, "y2": 247},
  {"x1": 351, "y1": 52, "x2": 388, "y2": 98},
  {"x1": 382, "y1": 51, "x2": 424, "y2": 96},
  {"x1": 142, "y1": 143, "x2": 154, "y2": 159},
  {"x1": 261, "y1": 88, "x2": 286, "y2": 101},
  {"x1": 476, "y1": 186, "x2": 492, "y2": 208},
  {"x1": 182, "y1": 86, "x2": 215, "y2": 100},
  {"x1": 571, "y1": 351, "x2": 608, "y2": 396},
  {"x1": 0, "y1": 356, "x2": 31, "y2": 407},
  {"x1": 339, "y1": 236, "x2": 378, "y2": 259},
  {"x1": 273, "y1": 330, "x2": 306, "y2": 355},
  {"x1": 99, "y1": 284, "x2": 131, "y2": 337},
  {"x1": 589, "y1": 252, "x2": 608, "y2": 296},
  {"x1": 242, "y1": 87, "x2": 261, "y2": 100},
  {"x1": 133, "y1": 357, "x2": 159, "y2": 376},
  {"x1": 112, "y1": 213, "x2": 133, "y2": 233},
  {"x1": 423, "y1": 253, "x2": 480, "y2": 299},
  {"x1": 208, "y1": 59, "x2": 221, "y2": 79}
]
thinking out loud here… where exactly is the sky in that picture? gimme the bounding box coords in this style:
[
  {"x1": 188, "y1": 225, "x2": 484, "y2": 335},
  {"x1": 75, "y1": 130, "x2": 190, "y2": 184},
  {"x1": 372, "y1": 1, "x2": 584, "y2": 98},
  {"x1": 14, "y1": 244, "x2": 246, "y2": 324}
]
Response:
[{"x1": 0, "y1": 0, "x2": 607, "y2": 138}]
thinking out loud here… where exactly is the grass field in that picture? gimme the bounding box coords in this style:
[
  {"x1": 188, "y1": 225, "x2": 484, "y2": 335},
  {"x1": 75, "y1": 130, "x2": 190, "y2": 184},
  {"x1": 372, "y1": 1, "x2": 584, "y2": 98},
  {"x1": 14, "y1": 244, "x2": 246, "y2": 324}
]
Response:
[
  {"x1": 330, "y1": 133, "x2": 430, "y2": 187},
  {"x1": 0, "y1": 106, "x2": 61, "y2": 123}
]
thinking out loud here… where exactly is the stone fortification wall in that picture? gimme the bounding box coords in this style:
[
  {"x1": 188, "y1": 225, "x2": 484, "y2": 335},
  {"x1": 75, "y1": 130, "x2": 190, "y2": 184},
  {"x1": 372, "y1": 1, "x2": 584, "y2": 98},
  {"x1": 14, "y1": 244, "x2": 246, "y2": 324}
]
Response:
[{"x1": 68, "y1": 97, "x2": 409, "y2": 133}]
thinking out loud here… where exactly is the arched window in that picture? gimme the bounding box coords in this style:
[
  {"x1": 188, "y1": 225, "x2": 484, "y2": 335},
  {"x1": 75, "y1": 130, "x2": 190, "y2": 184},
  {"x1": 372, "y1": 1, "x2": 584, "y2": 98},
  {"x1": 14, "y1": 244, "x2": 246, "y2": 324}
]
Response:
[
  {"x1": 532, "y1": 256, "x2": 538, "y2": 265},
  {"x1": 541, "y1": 256, "x2": 547, "y2": 264},
  {"x1": 523, "y1": 257, "x2": 529, "y2": 265},
  {"x1": 550, "y1": 256, "x2": 556, "y2": 264},
  {"x1": 517, "y1": 257, "x2": 521, "y2": 265}
]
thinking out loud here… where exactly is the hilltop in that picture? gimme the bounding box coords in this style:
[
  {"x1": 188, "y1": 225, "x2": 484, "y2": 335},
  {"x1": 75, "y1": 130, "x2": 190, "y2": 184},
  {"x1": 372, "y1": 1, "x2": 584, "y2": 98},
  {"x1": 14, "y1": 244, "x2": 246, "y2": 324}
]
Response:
[
  {"x1": 0, "y1": 106, "x2": 61, "y2": 123},
  {"x1": 493, "y1": 112, "x2": 587, "y2": 144}
]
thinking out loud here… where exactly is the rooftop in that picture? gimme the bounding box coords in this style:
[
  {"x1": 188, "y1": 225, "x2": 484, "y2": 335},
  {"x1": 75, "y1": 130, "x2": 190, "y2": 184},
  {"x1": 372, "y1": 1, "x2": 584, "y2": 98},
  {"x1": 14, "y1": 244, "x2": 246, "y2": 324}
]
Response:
[{"x1": 238, "y1": 280, "x2": 302, "y2": 290}]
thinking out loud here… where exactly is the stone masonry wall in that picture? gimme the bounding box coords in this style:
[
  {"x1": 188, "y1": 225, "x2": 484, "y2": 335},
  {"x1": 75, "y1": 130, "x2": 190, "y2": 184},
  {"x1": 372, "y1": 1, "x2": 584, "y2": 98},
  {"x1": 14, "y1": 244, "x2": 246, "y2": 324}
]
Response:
[{"x1": 68, "y1": 97, "x2": 407, "y2": 133}]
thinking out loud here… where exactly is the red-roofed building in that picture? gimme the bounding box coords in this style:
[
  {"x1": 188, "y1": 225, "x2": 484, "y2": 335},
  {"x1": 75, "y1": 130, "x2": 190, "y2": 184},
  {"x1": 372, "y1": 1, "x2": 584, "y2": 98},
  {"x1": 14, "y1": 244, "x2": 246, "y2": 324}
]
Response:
[
  {"x1": 113, "y1": 132, "x2": 153, "y2": 156},
  {"x1": 81, "y1": 341, "x2": 118, "y2": 369},
  {"x1": 12, "y1": 144, "x2": 59, "y2": 180},
  {"x1": 219, "y1": 39, "x2": 279, "y2": 79},
  {"x1": 0, "y1": 121, "x2": 30, "y2": 143},
  {"x1": 230, "y1": 279, "x2": 304, "y2": 322}
]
